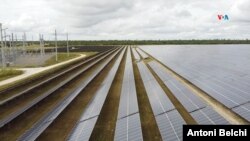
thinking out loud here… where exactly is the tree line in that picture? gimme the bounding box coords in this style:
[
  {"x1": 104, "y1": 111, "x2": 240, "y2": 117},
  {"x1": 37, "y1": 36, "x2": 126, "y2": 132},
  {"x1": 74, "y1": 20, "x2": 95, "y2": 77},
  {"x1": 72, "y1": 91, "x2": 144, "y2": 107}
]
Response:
[{"x1": 15, "y1": 39, "x2": 250, "y2": 47}]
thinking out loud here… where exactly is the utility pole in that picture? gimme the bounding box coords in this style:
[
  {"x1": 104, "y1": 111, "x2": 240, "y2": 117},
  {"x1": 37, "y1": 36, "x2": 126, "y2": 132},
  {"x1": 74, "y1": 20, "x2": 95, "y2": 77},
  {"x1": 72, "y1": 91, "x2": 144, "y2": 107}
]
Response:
[
  {"x1": 15, "y1": 34, "x2": 17, "y2": 45},
  {"x1": 67, "y1": 33, "x2": 69, "y2": 57},
  {"x1": 0, "y1": 23, "x2": 5, "y2": 68},
  {"x1": 4, "y1": 30, "x2": 6, "y2": 48},
  {"x1": 12, "y1": 33, "x2": 16, "y2": 61},
  {"x1": 11, "y1": 33, "x2": 14, "y2": 47},
  {"x1": 9, "y1": 35, "x2": 12, "y2": 48},
  {"x1": 39, "y1": 34, "x2": 42, "y2": 56},
  {"x1": 15, "y1": 34, "x2": 18, "y2": 57},
  {"x1": 22, "y1": 32, "x2": 26, "y2": 55},
  {"x1": 22, "y1": 34, "x2": 24, "y2": 55},
  {"x1": 8, "y1": 35, "x2": 12, "y2": 62},
  {"x1": 55, "y1": 30, "x2": 58, "y2": 61},
  {"x1": 42, "y1": 34, "x2": 45, "y2": 55}
]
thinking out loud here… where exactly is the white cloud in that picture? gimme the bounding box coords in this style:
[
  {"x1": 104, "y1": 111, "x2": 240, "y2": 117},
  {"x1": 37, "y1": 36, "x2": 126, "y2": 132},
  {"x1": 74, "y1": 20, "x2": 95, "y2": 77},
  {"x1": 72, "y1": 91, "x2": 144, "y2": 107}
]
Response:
[{"x1": 0, "y1": 0, "x2": 249, "y2": 40}]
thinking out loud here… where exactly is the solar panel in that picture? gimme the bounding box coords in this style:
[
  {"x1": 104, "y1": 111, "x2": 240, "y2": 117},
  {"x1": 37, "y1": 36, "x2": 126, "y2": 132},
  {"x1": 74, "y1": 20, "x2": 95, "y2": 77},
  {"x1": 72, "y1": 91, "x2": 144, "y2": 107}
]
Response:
[
  {"x1": 79, "y1": 84, "x2": 110, "y2": 121},
  {"x1": 197, "y1": 77, "x2": 247, "y2": 105},
  {"x1": 114, "y1": 113, "x2": 143, "y2": 141},
  {"x1": 148, "y1": 61, "x2": 173, "y2": 82},
  {"x1": 165, "y1": 80, "x2": 206, "y2": 112},
  {"x1": 68, "y1": 117, "x2": 98, "y2": 141},
  {"x1": 18, "y1": 121, "x2": 51, "y2": 141},
  {"x1": 145, "y1": 81, "x2": 175, "y2": 115},
  {"x1": 225, "y1": 78, "x2": 250, "y2": 96},
  {"x1": 137, "y1": 62, "x2": 155, "y2": 82},
  {"x1": 232, "y1": 103, "x2": 250, "y2": 121},
  {"x1": 187, "y1": 66, "x2": 250, "y2": 100},
  {"x1": 191, "y1": 107, "x2": 229, "y2": 124},
  {"x1": 192, "y1": 79, "x2": 238, "y2": 108},
  {"x1": 155, "y1": 110, "x2": 186, "y2": 141}
]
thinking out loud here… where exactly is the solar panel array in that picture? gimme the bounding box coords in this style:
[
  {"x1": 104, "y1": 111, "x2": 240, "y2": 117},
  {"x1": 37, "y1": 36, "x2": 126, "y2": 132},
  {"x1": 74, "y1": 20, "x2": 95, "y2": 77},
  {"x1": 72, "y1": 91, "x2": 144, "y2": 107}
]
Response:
[
  {"x1": 114, "y1": 47, "x2": 143, "y2": 141},
  {"x1": 147, "y1": 61, "x2": 229, "y2": 125},
  {"x1": 140, "y1": 45, "x2": 250, "y2": 122},
  {"x1": 135, "y1": 52, "x2": 186, "y2": 141},
  {"x1": 11, "y1": 45, "x2": 250, "y2": 141},
  {"x1": 18, "y1": 48, "x2": 123, "y2": 141},
  {"x1": 117, "y1": 47, "x2": 139, "y2": 118},
  {"x1": 68, "y1": 48, "x2": 126, "y2": 141}
]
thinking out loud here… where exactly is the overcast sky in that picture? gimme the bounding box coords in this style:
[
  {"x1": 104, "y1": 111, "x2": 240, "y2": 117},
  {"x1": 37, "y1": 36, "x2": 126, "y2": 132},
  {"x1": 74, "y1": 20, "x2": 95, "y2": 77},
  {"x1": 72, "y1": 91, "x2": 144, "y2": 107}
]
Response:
[{"x1": 0, "y1": 0, "x2": 250, "y2": 40}]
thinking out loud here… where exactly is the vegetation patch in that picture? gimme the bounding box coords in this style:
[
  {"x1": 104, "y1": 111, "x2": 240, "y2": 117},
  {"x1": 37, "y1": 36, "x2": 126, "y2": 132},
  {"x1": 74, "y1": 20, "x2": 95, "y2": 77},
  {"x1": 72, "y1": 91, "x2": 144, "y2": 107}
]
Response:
[
  {"x1": 0, "y1": 69, "x2": 23, "y2": 81},
  {"x1": 43, "y1": 52, "x2": 97, "y2": 66},
  {"x1": 42, "y1": 53, "x2": 81, "y2": 66}
]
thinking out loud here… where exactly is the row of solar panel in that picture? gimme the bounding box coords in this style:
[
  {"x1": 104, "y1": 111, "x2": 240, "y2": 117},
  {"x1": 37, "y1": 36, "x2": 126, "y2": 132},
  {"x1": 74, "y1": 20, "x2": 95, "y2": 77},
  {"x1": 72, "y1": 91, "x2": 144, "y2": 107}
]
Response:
[
  {"x1": 115, "y1": 47, "x2": 143, "y2": 140},
  {"x1": 117, "y1": 47, "x2": 139, "y2": 119},
  {"x1": 68, "y1": 48, "x2": 126, "y2": 141}
]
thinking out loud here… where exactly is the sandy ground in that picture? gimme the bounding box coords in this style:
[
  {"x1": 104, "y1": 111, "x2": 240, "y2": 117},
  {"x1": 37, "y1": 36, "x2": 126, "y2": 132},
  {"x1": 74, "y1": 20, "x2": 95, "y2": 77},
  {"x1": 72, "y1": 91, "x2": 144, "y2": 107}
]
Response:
[{"x1": 0, "y1": 54, "x2": 86, "y2": 87}]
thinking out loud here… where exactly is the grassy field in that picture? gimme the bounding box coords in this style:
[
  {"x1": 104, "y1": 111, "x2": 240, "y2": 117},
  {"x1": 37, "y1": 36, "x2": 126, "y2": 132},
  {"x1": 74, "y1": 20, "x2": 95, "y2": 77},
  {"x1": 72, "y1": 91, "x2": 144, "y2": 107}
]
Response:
[
  {"x1": 43, "y1": 53, "x2": 80, "y2": 66},
  {"x1": 25, "y1": 45, "x2": 68, "y2": 51},
  {"x1": 43, "y1": 52, "x2": 96, "y2": 66},
  {"x1": 0, "y1": 69, "x2": 23, "y2": 81}
]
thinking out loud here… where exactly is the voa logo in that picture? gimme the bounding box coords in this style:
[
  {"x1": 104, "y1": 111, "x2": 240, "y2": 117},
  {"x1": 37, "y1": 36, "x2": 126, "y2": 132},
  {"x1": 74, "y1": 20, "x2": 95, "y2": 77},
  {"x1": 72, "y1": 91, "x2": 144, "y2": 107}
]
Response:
[{"x1": 218, "y1": 14, "x2": 229, "y2": 20}]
